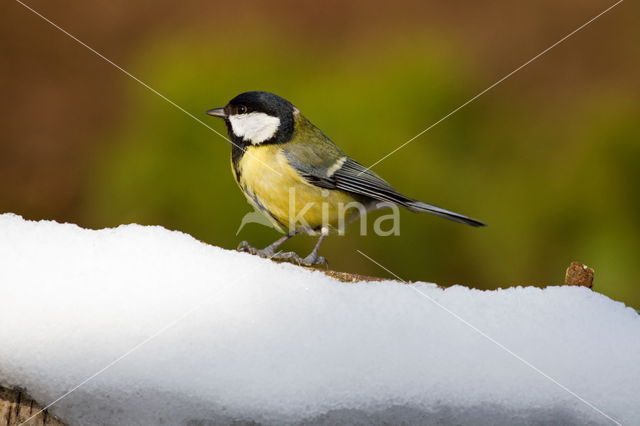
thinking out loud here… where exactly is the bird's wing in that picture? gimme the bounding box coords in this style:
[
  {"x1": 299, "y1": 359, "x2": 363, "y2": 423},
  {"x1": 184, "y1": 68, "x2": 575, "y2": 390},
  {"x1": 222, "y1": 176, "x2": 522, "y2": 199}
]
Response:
[
  {"x1": 282, "y1": 142, "x2": 485, "y2": 227},
  {"x1": 284, "y1": 144, "x2": 415, "y2": 205}
]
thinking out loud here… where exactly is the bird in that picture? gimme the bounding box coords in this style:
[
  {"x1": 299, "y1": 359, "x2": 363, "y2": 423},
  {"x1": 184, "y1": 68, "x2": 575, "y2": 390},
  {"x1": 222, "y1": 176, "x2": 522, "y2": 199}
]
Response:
[{"x1": 206, "y1": 91, "x2": 485, "y2": 266}]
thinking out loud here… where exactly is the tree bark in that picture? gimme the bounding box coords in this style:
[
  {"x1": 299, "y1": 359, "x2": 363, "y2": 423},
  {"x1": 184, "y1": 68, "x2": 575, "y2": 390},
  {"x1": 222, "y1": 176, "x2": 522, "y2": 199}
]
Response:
[{"x1": 0, "y1": 387, "x2": 64, "y2": 426}]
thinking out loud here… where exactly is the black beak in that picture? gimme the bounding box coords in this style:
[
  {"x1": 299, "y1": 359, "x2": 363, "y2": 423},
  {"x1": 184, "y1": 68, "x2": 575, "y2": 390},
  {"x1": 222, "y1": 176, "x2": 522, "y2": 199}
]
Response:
[{"x1": 206, "y1": 107, "x2": 227, "y2": 118}]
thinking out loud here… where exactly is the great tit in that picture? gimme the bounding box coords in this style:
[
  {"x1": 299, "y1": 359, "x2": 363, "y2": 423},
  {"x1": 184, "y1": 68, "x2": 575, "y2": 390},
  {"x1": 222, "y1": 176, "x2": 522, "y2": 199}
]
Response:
[{"x1": 206, "y1": 91, "x2": 485, "y2": 266}]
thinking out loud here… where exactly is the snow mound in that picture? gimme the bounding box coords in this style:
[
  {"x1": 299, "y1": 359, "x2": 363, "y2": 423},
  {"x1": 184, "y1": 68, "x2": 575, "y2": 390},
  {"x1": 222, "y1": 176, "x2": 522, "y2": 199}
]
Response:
[{"x1": 0, "y1": 213, "x2": 638, "y2": 426}]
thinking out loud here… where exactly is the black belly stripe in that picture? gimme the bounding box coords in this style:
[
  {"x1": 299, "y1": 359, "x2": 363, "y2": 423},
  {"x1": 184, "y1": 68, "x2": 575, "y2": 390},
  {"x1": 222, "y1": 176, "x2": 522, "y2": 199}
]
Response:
[{"x1": 231, "y1": 145, "x2": 245, "y2": 182}]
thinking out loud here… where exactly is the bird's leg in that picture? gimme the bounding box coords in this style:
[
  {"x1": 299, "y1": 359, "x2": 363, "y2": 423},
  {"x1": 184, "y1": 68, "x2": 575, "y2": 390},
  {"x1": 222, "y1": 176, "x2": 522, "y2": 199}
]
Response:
[
  {"x1": 274, "y1": 227, "x2": 328, "y2": 267},
  {"x1": 240, "y1": 228, "x2": 328, "y2": 267},
  {"x1": 237, "y1": 231, "x2": 295, "y2": 258}
]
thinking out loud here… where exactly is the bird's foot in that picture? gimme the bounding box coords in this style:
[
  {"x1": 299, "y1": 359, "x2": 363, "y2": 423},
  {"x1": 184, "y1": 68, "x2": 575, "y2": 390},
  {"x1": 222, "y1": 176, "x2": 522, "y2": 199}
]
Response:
[
  {"x1": 236, "y1": 241, "x2": 276, "y2": 258},
  {"x1": 302, "y1": 254, "x2": 328, "y2": 267},
  {"x1": 270, "y1": 251, "x2": 328, "y2": 267},
  {"x1": 237, "y1": 241, "x2": 327, "y2": 267}
]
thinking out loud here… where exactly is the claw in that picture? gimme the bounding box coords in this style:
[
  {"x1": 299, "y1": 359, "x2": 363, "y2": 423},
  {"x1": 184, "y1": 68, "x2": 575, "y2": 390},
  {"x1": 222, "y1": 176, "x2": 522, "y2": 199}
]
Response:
[
  {"x1": 269, "y1": 251, "x2": 328, "y2": 267},
  {"x1": 300, "y1": 255, "x2": 328, "y2": 267},
  {"x1": 270, "y1": 251, "x2": 302, "y2": 263},
  {"x1": 237, "y1": 240, "x2": 328, "y2": 268},
  {"x1": 237, "y1": 241, "x2": 258, "y2": 254},
  {"x1": 236, "y1": 241, "x2": 276, "y2": 258}
]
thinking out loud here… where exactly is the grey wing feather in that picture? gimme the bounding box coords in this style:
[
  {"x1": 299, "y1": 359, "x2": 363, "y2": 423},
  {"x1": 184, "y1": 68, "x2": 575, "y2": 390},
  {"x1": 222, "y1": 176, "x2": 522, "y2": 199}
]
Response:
[{"x1": 284, "y1": 145, "x2": 485, "y2": 227}]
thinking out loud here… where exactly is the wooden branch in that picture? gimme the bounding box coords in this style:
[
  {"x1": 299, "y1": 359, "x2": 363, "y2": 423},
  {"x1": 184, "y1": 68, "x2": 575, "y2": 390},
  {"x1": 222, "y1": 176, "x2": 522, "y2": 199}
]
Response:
[
  {"x1": 0, "y1": 387, "x2": 64, "y2": 426},
  {"x1": 308, "y1": 268, "x2": 387, "y2": 283},
  {"x1": 315, "y1": 261, "x2": 595, "y2": 289},
  {"x1": 564, "y1": 261, "x2": 594, "y2": 288}
]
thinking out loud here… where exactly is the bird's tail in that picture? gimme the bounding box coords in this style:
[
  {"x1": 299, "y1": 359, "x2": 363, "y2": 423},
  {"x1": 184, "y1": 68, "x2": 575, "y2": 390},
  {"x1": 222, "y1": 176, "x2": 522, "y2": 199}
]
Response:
[{"x1": 404, "y1": 200, "x2": 486, "y2": 227}]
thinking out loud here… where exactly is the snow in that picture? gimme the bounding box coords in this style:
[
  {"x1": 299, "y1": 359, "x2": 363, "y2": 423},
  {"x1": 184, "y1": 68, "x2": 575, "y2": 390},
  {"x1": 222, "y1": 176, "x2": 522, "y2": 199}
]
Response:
[{"x1": 0, "y1": 213, "x2": 638, "y2": 426}]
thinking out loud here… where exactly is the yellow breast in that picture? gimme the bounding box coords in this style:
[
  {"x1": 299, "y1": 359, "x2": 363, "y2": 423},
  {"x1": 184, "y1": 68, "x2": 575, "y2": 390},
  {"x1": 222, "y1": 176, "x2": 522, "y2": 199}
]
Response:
[{"x1": 234, "y1": 145, "x2": 359, "y2": 233}]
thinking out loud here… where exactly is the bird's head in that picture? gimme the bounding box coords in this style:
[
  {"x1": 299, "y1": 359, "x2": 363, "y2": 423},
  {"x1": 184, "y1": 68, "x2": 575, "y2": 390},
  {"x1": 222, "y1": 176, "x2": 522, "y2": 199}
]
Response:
[{"x1": 206, "y1": 91, "x2": 296, "y2": 146}]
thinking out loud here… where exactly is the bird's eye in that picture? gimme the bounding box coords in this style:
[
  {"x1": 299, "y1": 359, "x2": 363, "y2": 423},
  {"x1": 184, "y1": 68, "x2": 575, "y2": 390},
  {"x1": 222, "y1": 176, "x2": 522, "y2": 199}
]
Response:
[{"x1": 237, "y1": 105, "x2": 248, "y2": 114}]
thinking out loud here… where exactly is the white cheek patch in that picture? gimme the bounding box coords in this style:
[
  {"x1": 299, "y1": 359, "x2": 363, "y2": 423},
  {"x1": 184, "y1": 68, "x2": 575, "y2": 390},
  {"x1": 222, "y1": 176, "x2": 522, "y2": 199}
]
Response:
[{"x1": 229, "y1": 112, "x2": 281, "y2": 145}]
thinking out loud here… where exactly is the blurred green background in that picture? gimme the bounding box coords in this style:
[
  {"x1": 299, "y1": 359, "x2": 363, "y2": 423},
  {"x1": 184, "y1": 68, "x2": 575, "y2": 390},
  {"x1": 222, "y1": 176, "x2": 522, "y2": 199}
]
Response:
[{"x1": 2, "y1": 1, "x2": 639, "y2": 307}]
